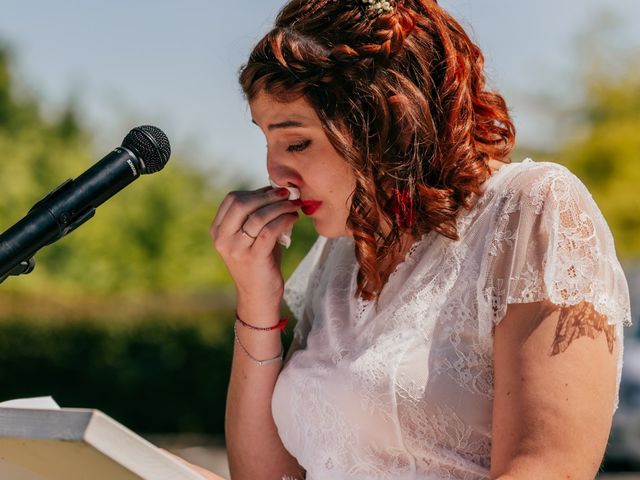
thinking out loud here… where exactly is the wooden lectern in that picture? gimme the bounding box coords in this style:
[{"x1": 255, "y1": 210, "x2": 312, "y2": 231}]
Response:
[{"x1": 0, "y1": 398, "x2": 203, "y2": 480}]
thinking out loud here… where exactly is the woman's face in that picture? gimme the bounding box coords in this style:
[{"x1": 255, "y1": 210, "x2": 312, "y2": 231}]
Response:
[{"x1": 250, "y1": 91, "x2": 356, "y2": 238}]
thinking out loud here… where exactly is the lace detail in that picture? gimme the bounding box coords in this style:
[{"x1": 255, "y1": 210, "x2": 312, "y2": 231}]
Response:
[
  {"x1": 435, "y1": 278, "x2": 495, "y2": 398},
  {"x1": 488, "y1": 188, "x2": 517, "y2": 257},
  {"x1": 274, "y1": 354, "x2": 414, "y2": 479},
  {"x1": 283, "y1": 236, "x2": 330, "y2": 346},
  {"x1": 274, "y1": 159, "x2": 631, "y2": 479},
  {"x1": 397, "y1": 397, "x2": 491, "y2": 480},
  {"x1": 483, "y1": 162, "x2": 632, "y2": 329}
]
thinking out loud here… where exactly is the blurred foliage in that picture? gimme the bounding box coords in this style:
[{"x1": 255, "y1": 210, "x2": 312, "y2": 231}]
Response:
[
  {"x1": 0, "y1": 313, "x2": 295, "y2": 435},
  {"x1": 558, "y1": 63, "x2": 640, "y2": 261}
]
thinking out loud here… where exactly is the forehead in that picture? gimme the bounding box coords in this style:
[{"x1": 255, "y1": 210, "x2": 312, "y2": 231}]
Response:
[{"x1": 249, "y1": 91, "x2": 320, "y2": 128}]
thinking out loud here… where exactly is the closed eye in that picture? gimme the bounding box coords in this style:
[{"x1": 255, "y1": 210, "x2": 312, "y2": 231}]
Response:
[{"x1": 287, "y1": 139, "x2": 311, "y2": 153}]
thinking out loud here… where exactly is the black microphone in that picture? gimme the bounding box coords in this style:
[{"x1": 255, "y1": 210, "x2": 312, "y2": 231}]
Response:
[{"x1": 0, "y1": 125, "x2": 171, "y2": 282}]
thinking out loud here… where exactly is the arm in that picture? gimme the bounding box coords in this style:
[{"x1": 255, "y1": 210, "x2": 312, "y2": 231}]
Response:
[
  {"x1": 210, "y1": 187, "x2": 306, "y2": 480},
  {"x1": 491, "y1": 300, "x2": 618, "y2": 480},
  {"x1": 170, "y1": 339, "x2": 305, "y2": 480},
  {"x1": 225, "y1": 308, "x2": 305, "y2": 480}
]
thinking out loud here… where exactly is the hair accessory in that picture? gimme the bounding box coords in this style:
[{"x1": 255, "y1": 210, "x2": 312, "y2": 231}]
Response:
[
  {"x1": 235, "y1": 311, "x2": 289, "y2": 331},
  {"x1": 362, "y1": 0, "x2": 394, "y2": 15},
  {"x1": 391, "y1": 187, "x2": 416, "y2": 229},
  {"x1": 234, "y1": 322, "x2": 284, "y2": 366}
]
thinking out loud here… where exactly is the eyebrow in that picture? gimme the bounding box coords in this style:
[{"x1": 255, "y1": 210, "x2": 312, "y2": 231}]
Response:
[{"x1": 251, "y1": 119, "x2": 306, "y2": 131}]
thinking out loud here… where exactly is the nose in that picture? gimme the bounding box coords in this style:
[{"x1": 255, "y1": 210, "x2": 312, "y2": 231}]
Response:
[{"x1": 267, "y1": 150, "x2": 303, "y2": 188}]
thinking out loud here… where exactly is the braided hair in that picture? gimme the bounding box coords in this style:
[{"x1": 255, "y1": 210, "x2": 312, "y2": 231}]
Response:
[{"x1": 240, "y1": 0, "x2": 516, "y2": 301}]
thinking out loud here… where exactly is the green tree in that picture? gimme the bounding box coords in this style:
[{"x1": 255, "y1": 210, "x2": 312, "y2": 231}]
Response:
[
  {"x1": 560, "y1": 68, "x2": 640, "y2": 261},
  {"x1": 555, "y1": 19, "x2": 640, "y2": 261}
]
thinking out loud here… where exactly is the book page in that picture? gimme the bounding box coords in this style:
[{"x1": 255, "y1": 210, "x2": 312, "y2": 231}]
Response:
[{"x1": 0, "y1": 396, "x2": 60, "y2": 410}]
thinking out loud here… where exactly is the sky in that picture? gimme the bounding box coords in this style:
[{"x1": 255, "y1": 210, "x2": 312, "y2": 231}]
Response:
[{"x1": 0, "y1": 0, "x2": 639, "y2": 185}]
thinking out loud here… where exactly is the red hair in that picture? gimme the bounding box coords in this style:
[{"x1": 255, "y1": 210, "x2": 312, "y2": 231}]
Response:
[{"x1": 240, "y1": 0, "x2": 516, "y2": 301}]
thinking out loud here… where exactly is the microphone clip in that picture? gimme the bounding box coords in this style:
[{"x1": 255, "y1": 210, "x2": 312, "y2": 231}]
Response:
[{"x1": 0, "y1": 257, "x2": 35, "y2": 284}]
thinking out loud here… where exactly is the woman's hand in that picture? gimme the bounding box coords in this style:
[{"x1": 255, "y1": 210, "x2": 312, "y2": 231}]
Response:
[{"x1": 210, "y1": 186, "x2": 300, "y2": 320}]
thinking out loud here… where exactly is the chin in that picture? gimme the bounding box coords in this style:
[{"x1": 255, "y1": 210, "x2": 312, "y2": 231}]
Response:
[{"x1": 311, "y1": 218, "x2": 350, "y2": 238}]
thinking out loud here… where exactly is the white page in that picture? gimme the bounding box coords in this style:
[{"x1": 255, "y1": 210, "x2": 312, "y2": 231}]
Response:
[{"x1": 0, "y1": 396, "x2": 60, "y2": 410}]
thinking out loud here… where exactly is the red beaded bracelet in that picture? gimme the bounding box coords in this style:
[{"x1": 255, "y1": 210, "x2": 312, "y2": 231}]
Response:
[{"x1": 235, "y1": 311, "x2": 289, "y2": 331}]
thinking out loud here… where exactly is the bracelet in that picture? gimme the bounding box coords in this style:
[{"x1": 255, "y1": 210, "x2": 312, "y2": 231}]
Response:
[
  {"x1": 235, "y1": 311, "x2": 288, "y2": 331},
  {"x1": 233, "y1": 322, "x2": 284, "y2": 366}
]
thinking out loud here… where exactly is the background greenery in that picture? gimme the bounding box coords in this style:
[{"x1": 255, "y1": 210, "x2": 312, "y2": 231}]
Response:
[{"x1": 0, "y1": 20, "x2": 638, "y2": 446}]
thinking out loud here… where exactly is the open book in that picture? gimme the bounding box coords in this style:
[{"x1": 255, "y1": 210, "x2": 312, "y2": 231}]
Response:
[{"x1": 0, "y1": 397, "x2": 204, "y2": 480}]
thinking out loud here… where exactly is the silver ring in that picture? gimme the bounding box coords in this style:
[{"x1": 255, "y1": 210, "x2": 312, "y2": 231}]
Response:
[{"x1": 241, "y1": 226, "x2": 257, "y2": 240}]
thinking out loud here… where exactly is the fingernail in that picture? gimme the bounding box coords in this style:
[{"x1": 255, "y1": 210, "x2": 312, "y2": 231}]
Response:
[
  {"x1": 276, "y1": 188, "x2": 290, "y2": 197},
  {"x1": 291, "y1": 199, "x2": 303, "y2": 206}
]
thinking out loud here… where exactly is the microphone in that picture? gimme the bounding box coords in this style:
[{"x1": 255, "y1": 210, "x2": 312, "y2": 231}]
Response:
[{"x1": 0, "y1": 125, "x2": 171, "y2": 282}]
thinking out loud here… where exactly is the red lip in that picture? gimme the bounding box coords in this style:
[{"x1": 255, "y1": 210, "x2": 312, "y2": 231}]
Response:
[{"x1": 301, "y1": 200, "x2": 322, "y2": 215}]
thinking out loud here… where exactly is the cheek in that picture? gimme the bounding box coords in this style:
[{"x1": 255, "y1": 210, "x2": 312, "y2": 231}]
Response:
[
  {"x1": 317, "y1": 170, "x2": 352, "y2": 200},
  {"x1": 325, "y1": 175, "x2": 355, "y2": 215},
  {"x1": 307, "y1": 143, "x2": 355, "y2": 199},
  {"x1": 333, "y1": 166, "x2": 356, "y2": 197}
]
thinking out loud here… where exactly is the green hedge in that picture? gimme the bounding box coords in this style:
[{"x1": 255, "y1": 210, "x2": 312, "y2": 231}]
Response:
[{"x1": 0, "y1": 314, "x2": 294, "y2": 435}]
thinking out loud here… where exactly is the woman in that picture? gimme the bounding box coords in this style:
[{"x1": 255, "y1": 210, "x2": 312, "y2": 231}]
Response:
[{"x1": 210, "y1": 0, "x2": 632, "y2": 479}]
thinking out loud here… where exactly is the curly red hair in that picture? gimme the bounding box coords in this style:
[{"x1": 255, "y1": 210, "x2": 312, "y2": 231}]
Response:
[{"x1": 240, "y1": 0, "x2": 516, "y2": 301}]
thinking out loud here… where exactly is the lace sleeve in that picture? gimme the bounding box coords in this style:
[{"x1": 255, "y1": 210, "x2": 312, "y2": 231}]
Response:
[
  {"x1": 481, "y1": 162, "x2": 632, "y2": 336},
  {"x1": 283, "y1": 235, "x2": 328, "y2": 347}
]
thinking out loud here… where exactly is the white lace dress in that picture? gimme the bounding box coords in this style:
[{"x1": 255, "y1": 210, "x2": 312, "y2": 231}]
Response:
[{"x1": 271, "y1": 158, "x2": 632, "y2": 480}]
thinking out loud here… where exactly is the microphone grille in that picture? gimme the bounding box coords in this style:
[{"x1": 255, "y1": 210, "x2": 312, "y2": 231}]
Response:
[{"x1": 122, "y1": 125, "x2": 171, "y2": 174}]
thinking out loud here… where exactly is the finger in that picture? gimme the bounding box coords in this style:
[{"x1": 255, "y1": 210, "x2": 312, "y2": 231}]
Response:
[
  {"x1": 211, "y1": 186, "x2": 280, "y2": 239},
  {"x1": 217, "y1": 190, "x2": 295, "y2": 239},
  {"x1": 210, "y1": 193, "x2": 237, "y2": 239},
  {"x1": 250, "y1": 211, "x2": 300, "y2": 257},
  {"x1": 240, "y1": 198, "x2": 301, "y2": 238},
  {"x1": 239, "y1": 225, "x2": 258, "y2": 243},
  {"x1": 213, "y1": 186, "x2": 288, "y2": 238}
]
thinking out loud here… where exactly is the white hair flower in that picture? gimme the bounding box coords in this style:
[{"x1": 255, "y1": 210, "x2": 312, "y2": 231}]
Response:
[{"x1": 362, "y1": 0, "x2": 394, "y2": 16}]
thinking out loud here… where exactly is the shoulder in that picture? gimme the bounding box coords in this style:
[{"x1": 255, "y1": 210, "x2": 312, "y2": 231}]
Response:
[{"x1": 500, "y1": 158, "x2": 583, "y2": 194}]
